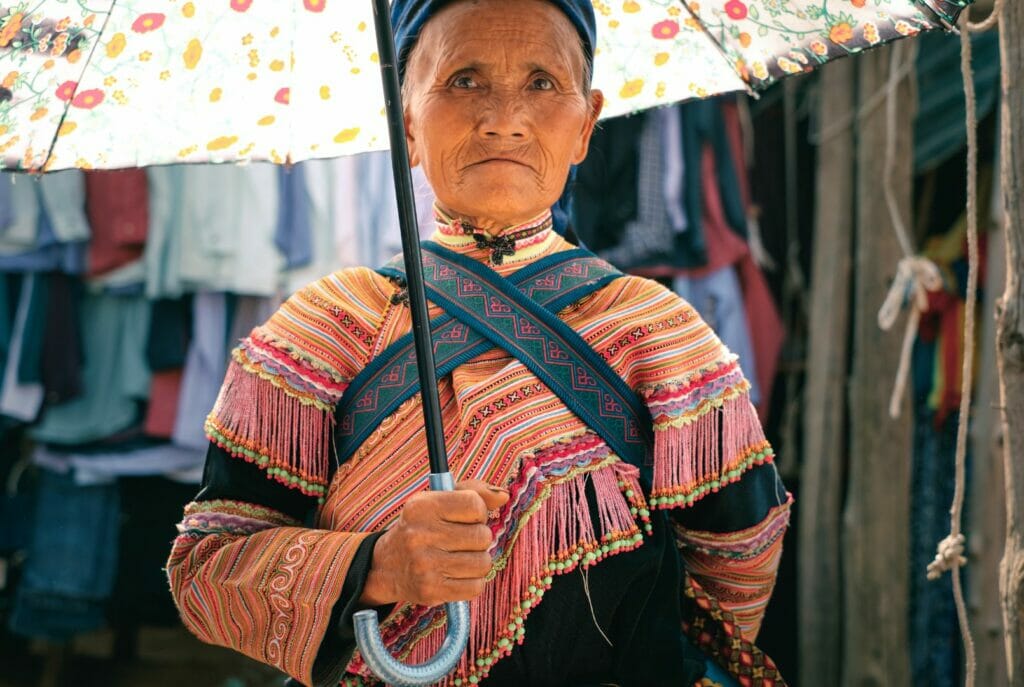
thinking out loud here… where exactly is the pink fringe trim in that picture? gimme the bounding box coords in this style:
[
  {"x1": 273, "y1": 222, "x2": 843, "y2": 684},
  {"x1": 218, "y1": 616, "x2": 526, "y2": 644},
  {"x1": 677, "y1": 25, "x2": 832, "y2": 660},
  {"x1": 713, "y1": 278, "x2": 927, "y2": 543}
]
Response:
[
  {"x1": 650, "y1": 393, "x2": 772, "y2": 509},
  {"x1": 205, "y1": 360, "x2": 334, "y2": 497},
  {"x1": 347, "y1": 460, "x2": 651, "y2": 685}
]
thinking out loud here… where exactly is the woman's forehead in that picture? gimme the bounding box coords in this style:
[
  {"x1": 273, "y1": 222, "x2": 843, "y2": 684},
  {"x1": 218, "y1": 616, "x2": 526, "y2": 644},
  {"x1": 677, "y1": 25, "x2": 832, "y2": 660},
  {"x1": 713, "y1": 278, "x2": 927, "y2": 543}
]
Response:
[{"x1": 419, "y1": 2, "x2": 583, "y2": 70}]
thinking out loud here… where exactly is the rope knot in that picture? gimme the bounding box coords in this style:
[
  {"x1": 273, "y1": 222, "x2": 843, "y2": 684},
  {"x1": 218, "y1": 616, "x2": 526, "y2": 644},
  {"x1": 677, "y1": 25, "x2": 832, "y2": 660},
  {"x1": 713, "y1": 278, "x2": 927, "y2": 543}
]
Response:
[
  {"x1": 926, "y1": 533, "x2": 967, "y2": 581},
  {"x1": 877, "y1": 256, "x2": 943, "y2": 331},
  {"x1": 879, "y1": 256, "x2": 943, "y2": 418}
]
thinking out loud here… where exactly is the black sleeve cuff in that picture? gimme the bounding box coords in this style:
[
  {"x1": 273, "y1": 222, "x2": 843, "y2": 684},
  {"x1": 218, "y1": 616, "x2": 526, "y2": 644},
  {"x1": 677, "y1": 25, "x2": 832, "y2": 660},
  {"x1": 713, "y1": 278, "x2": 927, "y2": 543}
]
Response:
[
  {"x1": 671, "y1": 462, "x2": 788, "y2": 533},
  {"x1": 309, "y1": 530, "x2": 392, "y2": 687}
]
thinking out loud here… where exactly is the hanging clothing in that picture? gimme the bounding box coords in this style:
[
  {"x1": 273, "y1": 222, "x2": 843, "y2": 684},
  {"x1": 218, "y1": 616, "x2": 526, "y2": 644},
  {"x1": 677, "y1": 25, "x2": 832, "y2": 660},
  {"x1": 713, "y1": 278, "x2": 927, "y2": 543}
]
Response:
[
  {"x1": 84, "y1": 169, "x2": 148, "y2": 278},
  {"x1": 0, "y1": 274, "x2": 44, "y2": 422},
  {"x1": 167, "y1": 208, "x2": 791, "y2": 687},
  {"x1": 8, "y1": 467, "x2": 121, "y2": 642},
  {"x1": 145, "y1": 165, "x2": 284, "y2": 297},
  {"x1": 30, "y1": 291, "x2": 151, "y2": 445}
]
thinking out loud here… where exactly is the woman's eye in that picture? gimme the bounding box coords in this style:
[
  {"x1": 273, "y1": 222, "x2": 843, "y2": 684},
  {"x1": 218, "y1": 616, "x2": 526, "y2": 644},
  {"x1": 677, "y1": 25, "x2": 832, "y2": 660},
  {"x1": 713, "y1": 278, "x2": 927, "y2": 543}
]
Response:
[
  {"x1": 452, "y1": 75, "x2": 477, "y2": 89},
  {"x1": 530, "y1": 76, "x2": 555, "y2": 91}
]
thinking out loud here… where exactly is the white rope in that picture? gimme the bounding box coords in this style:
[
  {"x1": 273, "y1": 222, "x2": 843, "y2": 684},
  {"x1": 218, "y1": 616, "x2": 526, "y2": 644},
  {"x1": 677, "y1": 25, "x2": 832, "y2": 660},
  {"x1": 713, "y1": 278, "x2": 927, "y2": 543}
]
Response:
[{"x1": 878, "y1": 42, "x2": 944, "y2": 420}]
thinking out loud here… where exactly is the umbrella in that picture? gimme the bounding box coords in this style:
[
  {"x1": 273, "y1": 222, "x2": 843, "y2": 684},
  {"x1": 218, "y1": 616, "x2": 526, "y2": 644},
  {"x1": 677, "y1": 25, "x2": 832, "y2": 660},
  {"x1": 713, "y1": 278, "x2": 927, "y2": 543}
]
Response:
[
  {"x1": 0, "y1": 0, "x2": 973, "y2": 684},
  {"x1": 0, "y1": 0, "x2": 967, "y2": 171}
]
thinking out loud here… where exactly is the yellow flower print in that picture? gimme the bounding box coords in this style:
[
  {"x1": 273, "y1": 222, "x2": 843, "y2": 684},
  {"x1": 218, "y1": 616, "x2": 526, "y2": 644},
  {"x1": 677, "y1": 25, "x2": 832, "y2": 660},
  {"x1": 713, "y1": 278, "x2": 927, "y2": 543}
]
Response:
[
  {"x1": 777, "y1": 56, "x2": 802, "y2": 74},
  {"x1": 113, "y1": 90, "x2": 128, "y2": 104},
  {"x1": 139, "y1": 51, "x2": 152, "y2": 62},
  {"x1": 57, "y1": 121, "x2": 76, "y2": 136},
  {"x1": 241, "y1": 33, "x2": 253, "y2": 46},
  {"x1": 106, "y1": 33, "x2": 126, "y2": 58},
  {"x1": 248, "y1": 49, "x2": 259, "y2": 67},
  {"x1": 622, "y1": 1, "x2": 641, "y2": 12},
  {"x1": 334, "y1": 128, "x2": 360, "y2": 144},
  {"x1": 30, "y1": 107, "x2": 47, "y2": 121},
  {"x1": 258, "y1": 115, "x2": 275, "y2": 126},
  {"x1": 863, "y1": 22, "x2": 880, "y2": 44},
  {"x1": 182, "y1": 3, "x2": 195, "y2": 18},
  {"x1": 160, "y1": 70, "x2": 171, "y2": 80},
  {"x1": 668, "y1": 6, "x2": 681, "y2": 15},
  {"x1": 619, "y1": 79, "x2": 644, "y2": 99},
  {"x1": 104, "y1": 76, "x2": 117, "y2": 86},
  {"x1": 320, "y1": 85, "x2": 331, "y2": 99},
  {"x1": 655, "y1": 82, "x2": 666, "y2": 97},
  {"x1": 752, "y1": 61, "x2": 768, "y2": 80},
  {"x1": 178, "y1": 145, "x2": 198, "y2": 157},
  {"x1": 207, "y1": 136, "x2": 239, "y2": 151},
  {"x1": 184, "y1": 38, "x2": 203, "y2": 69},
  {"x1": 654, "y1": 52, "x2": 670, "y2": 66},
  {"x1": 1, "y1": 71, "x2": 17, "y2": 89},
  {"x1": 270, "y1": 60, "x2": 285, "y2": 72},
  {"x1": 209, "y1": 87, "x2": 222, "y2": 102}
]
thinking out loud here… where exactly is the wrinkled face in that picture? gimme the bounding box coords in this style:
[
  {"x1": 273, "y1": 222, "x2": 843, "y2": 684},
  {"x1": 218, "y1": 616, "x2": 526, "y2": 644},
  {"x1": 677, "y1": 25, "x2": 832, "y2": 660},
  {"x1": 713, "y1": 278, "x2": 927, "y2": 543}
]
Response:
[{"x1": 403, "y1": 0, "x2": 604, "y2": 231}]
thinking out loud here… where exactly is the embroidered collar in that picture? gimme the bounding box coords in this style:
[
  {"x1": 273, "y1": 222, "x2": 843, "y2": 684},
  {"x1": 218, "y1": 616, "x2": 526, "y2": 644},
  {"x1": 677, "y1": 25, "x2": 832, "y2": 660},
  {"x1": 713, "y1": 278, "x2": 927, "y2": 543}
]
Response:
[{"x1": 432, "y1": 205, "x2": 555, "y2": 266}]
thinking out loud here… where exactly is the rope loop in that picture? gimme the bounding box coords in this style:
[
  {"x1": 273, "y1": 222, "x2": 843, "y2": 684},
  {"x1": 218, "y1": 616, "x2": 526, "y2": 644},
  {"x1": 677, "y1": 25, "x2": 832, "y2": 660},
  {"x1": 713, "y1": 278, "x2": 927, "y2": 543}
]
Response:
[{"x1": 877, "y1": 256, "x2": 943, "y2": 331}]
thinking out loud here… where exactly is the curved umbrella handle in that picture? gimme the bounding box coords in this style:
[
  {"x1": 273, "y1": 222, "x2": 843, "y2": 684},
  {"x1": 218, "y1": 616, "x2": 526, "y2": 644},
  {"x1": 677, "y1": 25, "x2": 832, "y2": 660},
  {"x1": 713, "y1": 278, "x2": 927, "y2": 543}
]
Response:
[{"x1": 353, "y1": 472, "x2": 470, "y2": 686}]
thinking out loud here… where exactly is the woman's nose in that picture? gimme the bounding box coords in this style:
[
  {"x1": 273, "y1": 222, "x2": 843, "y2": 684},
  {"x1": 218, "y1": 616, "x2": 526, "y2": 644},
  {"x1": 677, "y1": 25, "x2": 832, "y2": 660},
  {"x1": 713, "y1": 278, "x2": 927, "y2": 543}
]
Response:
[{"x1": 477, "y1": 93, "x2": 528, "y2": 140}]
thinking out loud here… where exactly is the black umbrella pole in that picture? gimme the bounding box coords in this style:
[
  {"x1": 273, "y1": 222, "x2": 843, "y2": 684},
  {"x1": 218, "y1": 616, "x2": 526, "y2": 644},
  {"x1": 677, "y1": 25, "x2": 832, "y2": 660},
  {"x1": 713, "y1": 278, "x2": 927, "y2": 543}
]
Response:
[{"x1": 371, "y1": 0, "x2": 449, "y2": 478}]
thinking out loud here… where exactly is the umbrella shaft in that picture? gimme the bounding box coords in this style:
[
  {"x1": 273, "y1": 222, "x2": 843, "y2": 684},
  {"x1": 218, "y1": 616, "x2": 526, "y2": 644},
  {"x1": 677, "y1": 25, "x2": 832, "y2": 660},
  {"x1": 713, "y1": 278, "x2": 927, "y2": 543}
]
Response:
[{"x1": 371, "y1": 0, "x2": 450, "y2": 479}]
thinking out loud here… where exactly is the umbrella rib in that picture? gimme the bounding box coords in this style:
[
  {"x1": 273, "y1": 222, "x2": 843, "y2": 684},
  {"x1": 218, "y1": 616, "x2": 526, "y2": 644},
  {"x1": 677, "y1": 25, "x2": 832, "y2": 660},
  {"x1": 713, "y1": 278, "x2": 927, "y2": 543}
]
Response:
[{"x1": 40, "y1": 0, "x2": 120, "y2": 172}]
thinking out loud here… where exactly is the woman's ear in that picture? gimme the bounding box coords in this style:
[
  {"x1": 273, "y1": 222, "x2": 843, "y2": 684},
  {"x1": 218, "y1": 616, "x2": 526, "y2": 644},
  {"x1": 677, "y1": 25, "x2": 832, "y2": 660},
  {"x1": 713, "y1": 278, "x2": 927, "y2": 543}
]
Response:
[
  {"x1": 571, "y1": 88, "x2": 604, "y2": 165},
  {"x1": 404, "y1": 106, "x2": 421, "y2": 168}
]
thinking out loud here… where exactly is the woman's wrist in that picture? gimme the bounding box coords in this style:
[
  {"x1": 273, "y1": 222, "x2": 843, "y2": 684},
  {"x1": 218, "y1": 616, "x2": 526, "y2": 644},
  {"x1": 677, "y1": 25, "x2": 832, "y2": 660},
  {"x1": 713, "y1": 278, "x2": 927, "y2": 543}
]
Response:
[{"x1": 358, "y1": 530, "x2": 397, "y2": 607}]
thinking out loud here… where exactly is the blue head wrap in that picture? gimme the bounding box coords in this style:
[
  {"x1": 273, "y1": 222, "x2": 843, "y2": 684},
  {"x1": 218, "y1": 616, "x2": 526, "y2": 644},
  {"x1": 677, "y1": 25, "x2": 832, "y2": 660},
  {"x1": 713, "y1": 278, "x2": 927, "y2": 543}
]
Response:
[{"x1": 390, "y1": 0, "x2": 597, "y2": 240}]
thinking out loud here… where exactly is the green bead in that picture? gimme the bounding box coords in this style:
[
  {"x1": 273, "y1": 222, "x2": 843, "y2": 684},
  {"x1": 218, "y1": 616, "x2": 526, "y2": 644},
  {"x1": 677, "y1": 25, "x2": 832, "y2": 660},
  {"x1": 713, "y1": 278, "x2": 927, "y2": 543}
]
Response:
[
  {"x1": 290, "y1": 475, "x2": 299, "y2": 484},
  {"x1": 522, "y1": 600, "x2": 532, "y2": 610},
  {"x1": 475, "y1": 658, "x2": 484, "y2": 667},
  {"x1": 454, "y1": 680, "x2": 463, "y2": 686},
  {"x1": 515, "y1": 616, "x2": 524, "y2": 625},
  {"x1": 299, "y1": 479, "x2": 308, "y2": 488},
  {"x1": 625, "y1": 489, "x2": 635, "y2": 498},
  {"x1": 528, "y1": 585, "x2": 537, "y2": 594},
  {"x1": 469, "y1": 676, "x2": 480, "y2": 684},
  {"x1": 499, "y1": 638, "x2": 511, "y2": 648},
  {"x1": 543, "y1": 576, "x2": 553, "y2": 585},
  {"x1": 508, "y1": 623, "x2": 517, "y2": 632}
]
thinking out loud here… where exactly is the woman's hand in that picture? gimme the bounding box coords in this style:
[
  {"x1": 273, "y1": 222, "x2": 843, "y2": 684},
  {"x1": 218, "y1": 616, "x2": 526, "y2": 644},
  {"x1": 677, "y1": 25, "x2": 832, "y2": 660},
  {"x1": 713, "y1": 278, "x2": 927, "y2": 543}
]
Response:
[{"x1": 359, "y1": 480, "x2": 510, "y2": 608}]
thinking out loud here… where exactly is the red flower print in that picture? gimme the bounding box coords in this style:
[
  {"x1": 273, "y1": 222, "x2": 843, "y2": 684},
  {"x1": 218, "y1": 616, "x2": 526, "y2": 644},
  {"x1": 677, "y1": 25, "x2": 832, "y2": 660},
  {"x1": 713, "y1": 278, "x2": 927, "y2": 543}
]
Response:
[
  {"x1": 132, "y1": 13, "x2": 165, "y2": 33},
  {"x1": 230, "y1": 0, "x2": 253, "y2": 11},
  {"x1": 55, "y1": 80, "x2": 78, "y2": 101},
  {"x1": 304, "y1": 0, "x2": 325, "y2": 11},
  {"x1": 724, "y1": 0, "x2": 748, "y2": 20},
  {"x1": 274, "y1": 87, "x2": 290, "y2": 104},
  {"x1": 71, "y1": 88, "x2": 104, "y2": 109},
  {"x1": 651, "y1": 20, "x2": 680, "y2": 39}
]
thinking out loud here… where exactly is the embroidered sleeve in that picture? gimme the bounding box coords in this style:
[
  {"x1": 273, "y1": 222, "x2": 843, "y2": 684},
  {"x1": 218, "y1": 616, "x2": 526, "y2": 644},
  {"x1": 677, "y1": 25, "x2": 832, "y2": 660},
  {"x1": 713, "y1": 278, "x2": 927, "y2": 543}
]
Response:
[
  {"x1": 597, "y1": 277, "x2": 774, "y2": 510},
  {"x1": 673, "y1": 498, "x2": 792, "y2": 641},
  {"x1": 204, "y1": 268, "x2": 386, "y2": 500},
  {"x1": 167, "y1": 499, "x2": 374, "y2": 686}
]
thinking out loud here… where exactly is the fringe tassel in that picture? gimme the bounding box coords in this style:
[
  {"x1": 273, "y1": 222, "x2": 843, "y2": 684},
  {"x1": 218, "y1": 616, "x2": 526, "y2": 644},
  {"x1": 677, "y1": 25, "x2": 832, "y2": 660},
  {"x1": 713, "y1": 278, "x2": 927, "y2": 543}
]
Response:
[
  {"x1": 348, "y1": 460, "x2": 652, "y2": 685},
  {"x1": 650, "y1": 393, "x2": 773, "y2": 509},
  {"x1": 205, "y1": 358, "x2": 334, "y2": 499}
]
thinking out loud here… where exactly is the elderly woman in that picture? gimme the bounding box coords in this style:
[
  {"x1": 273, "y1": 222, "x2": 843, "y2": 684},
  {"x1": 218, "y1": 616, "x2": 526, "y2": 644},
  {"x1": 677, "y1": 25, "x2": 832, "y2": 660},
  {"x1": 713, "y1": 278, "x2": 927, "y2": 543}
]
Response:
[{"x1": 166, "y1": 1, "x2": 791, "y2": 686}]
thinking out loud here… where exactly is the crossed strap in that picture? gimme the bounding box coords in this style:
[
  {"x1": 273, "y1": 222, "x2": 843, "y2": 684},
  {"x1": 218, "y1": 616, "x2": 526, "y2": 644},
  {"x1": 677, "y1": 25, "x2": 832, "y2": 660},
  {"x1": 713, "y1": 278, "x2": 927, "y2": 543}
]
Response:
[{"x1": 333, "y1": 244, "x2": 652, "y2": 476}]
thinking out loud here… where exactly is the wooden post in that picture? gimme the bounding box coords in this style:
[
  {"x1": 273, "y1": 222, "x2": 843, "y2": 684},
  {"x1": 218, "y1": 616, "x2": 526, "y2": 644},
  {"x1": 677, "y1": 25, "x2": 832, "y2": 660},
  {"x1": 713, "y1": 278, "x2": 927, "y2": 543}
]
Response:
[
  {"x1": 799, "y1": 58, "x2": 855, "y2": 687},
  {"x1": 971, "y1": 216, "x2": 1009, "y2": 687},
  {"x1": 997, "y1": 0, "x2": 1024, "y2": 680},
  {"x1": 842, "y1": 44, "x2": 914, "y2": 687}
]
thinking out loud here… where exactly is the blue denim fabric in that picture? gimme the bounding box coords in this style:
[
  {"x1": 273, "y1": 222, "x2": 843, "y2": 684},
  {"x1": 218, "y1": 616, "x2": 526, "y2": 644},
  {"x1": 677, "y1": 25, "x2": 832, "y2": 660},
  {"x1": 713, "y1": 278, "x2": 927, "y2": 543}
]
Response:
[{"x1": 8, "y1": 468, "x2": 120, "y2": 641}]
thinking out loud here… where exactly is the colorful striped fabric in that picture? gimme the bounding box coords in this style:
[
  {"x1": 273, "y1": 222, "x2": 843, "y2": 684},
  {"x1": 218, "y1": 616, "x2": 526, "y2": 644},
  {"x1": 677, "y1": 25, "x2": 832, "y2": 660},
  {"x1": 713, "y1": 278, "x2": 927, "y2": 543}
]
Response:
[{"x1": 169, "y1": 210, "x2": 788, "y2": 687}]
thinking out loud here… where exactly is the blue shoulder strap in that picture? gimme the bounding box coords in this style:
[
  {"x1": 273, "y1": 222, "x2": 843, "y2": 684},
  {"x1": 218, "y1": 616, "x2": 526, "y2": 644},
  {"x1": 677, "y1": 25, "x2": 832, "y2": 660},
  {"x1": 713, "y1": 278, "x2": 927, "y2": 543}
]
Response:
[{"x1": 333, "y1": 245, "x2": 651, "y2": 475}]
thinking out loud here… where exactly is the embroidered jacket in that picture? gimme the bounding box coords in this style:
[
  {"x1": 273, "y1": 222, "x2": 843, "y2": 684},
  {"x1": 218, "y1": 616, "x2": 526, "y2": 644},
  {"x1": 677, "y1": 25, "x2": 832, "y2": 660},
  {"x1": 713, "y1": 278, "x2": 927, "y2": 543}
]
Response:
[{"x1": 167, "y1": 214, "x2": 791, "y2": 687}]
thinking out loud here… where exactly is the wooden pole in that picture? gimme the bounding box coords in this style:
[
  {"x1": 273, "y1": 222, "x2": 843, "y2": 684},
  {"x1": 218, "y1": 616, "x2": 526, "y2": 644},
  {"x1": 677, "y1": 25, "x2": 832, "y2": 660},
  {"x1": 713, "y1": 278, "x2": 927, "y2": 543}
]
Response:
[
  {"x1": 799, "y1": 58, "x2": 855, "y2": 687},
  {"x1": 842, "y1": 44, "x2": 914, "y2": 687},
  {"x1": 997, "y1": 0, "x2": 1024, "y2": 681}
]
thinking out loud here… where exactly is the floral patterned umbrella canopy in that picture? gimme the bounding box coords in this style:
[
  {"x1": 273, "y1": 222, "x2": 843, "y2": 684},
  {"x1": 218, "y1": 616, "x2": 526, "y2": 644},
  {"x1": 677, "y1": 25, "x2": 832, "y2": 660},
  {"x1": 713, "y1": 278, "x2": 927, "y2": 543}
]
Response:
[{"x1": 0, "y1": 0, "x2": 967, "y2": 172}]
